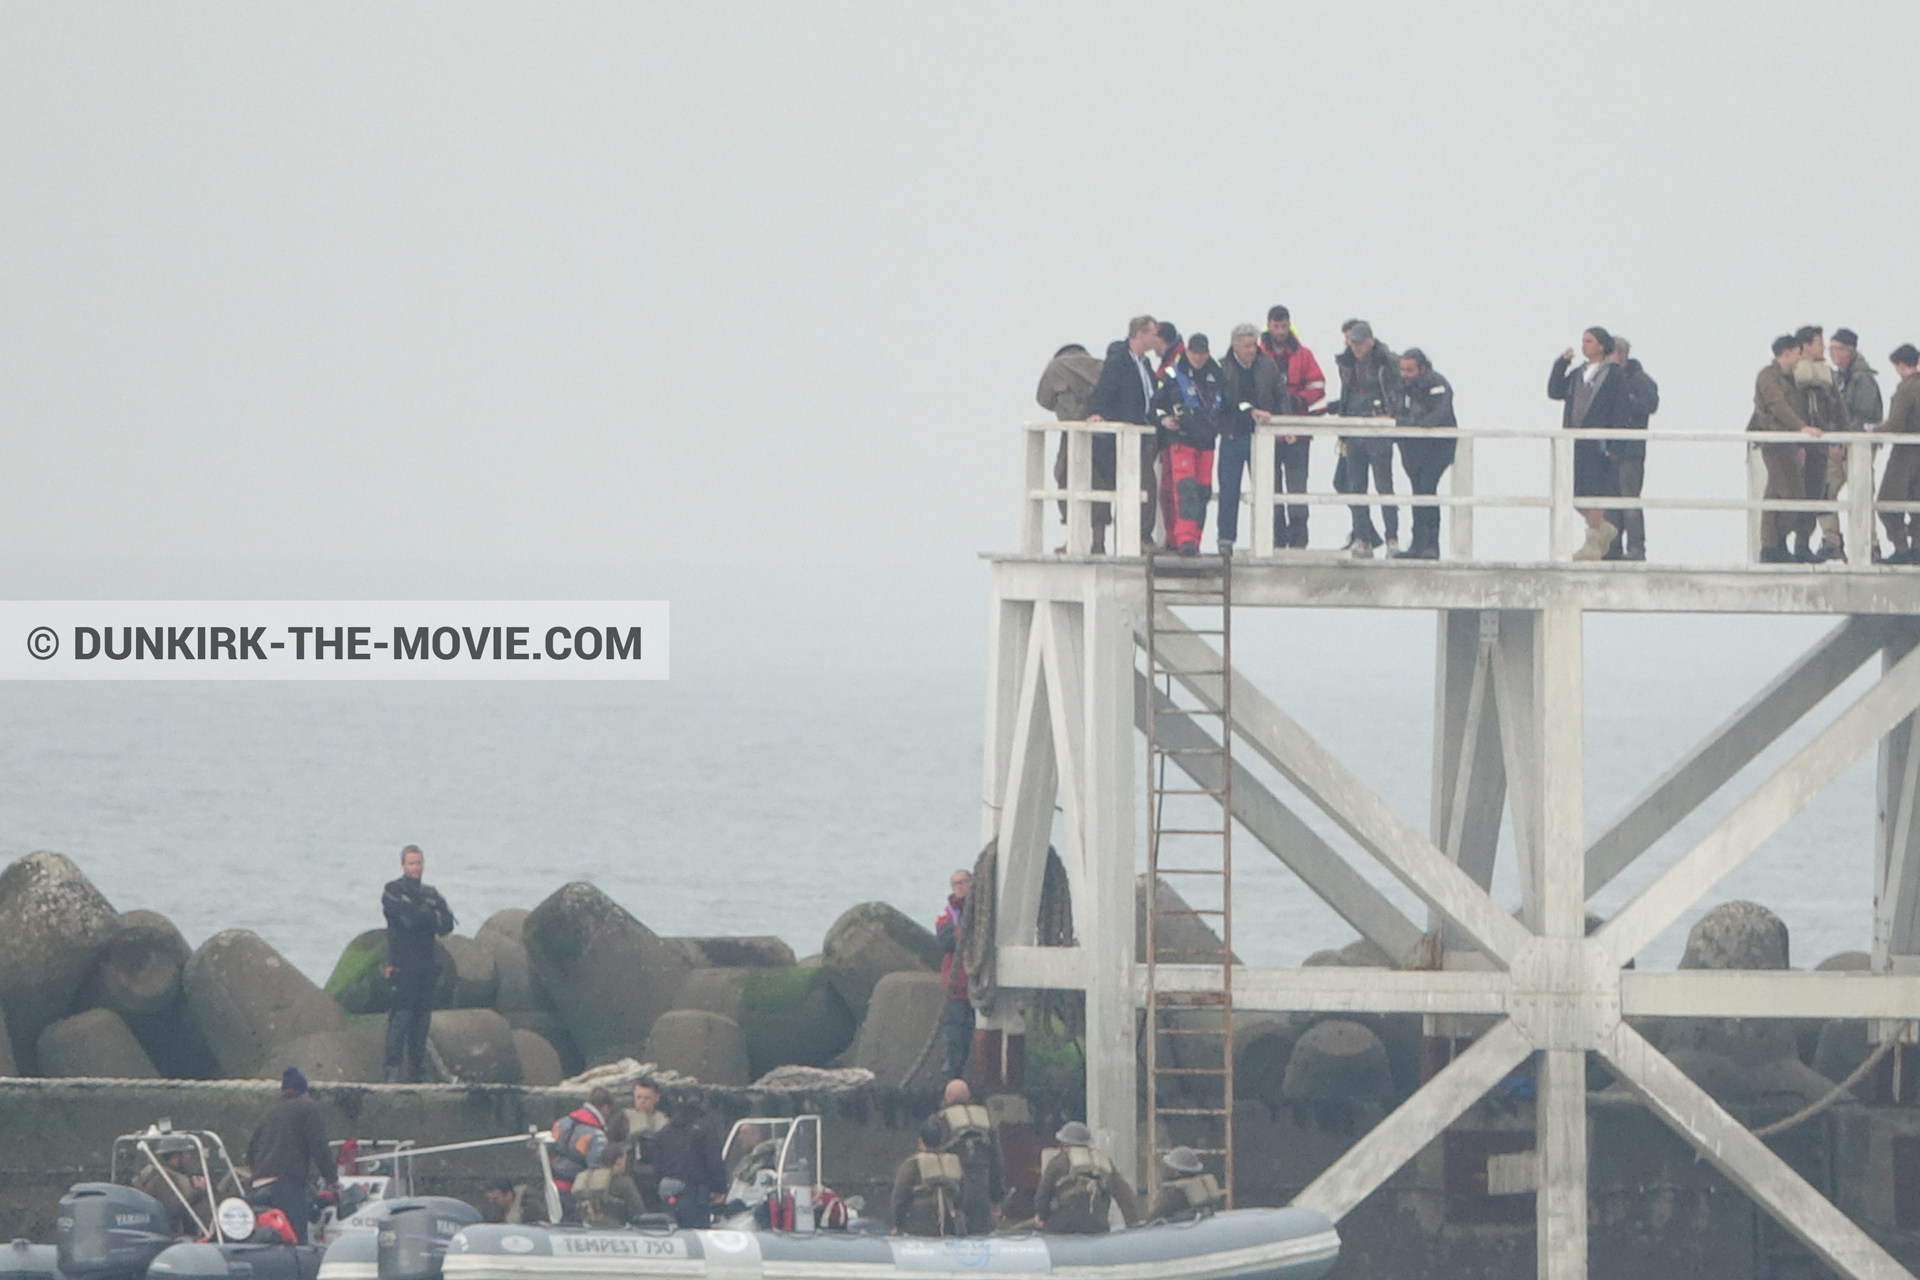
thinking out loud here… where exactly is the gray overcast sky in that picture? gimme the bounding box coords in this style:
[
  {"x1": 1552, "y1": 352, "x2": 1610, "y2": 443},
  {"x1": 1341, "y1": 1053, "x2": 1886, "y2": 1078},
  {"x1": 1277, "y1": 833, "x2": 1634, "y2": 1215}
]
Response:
[{"x1": 5, "y1": 2, "x2": 1920, "y2": 577}]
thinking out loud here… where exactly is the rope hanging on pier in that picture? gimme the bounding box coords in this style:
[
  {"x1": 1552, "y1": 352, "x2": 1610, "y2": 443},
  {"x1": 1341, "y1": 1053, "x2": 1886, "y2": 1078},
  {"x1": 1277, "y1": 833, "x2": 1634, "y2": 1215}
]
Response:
[{"x1": 1750, "y1": 1038, "x2": 1896, "y2": 1139}]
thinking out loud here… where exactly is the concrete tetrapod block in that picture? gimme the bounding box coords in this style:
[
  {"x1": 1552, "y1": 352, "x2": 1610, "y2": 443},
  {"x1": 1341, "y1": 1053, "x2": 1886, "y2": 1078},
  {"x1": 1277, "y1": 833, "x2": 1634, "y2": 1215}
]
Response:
[
  {"x1": 79, "y1": 910, "x2": 189, "y2": 1020},
  {"x1": 476, "y1": 910, "x2": 549, "y2": 1014},
  {"x1": 1135, "y1": 876, "x2": 1240, "y2": 966},
  {"x1": 641, "y1": 1010, "x2": 750, "y2": 1087},
  {"x1": 184, "y1": 930, "x2": 345, "y2": 1079},
  {"x1": 674, "y1": 966, "x2": 856, "y2": 1079},
  {"x1": 324, "y1": 930, "x2": 460, "y2": 1015},
  {"x1": 0, "y1": 852, "x2": 120, "y2": 1072},
  {"x1": 440, "y1": 936, "x2": 500, "y2": 1009},
  {"x1": 667, "y1": 938, "x2": 798, "y2": 970},
  {"x1": 35, "y1": 1008, "x2": 158, "y2": 1079},
  {"x1": 428, "y1": 1008, "x2": 521, "y2": 1084},
  {"x1": 1280, "y1": 1019, "x2": 1393, "y2": 1103},
  {"x1": 1664, "y1": 900, "x2": 1798, "y2": 1066},
  {"x1": 819, "y1": 903, "x2": 940, "y2": 1023},
  {"x1": 513, "y1": 1029, "x2": 565, "y2": 1086},
  {"x1": 275, "y1": 1020, "x2": 386, "y2": 1083},
  {"x1": 524, "y1": 882, "x2": 691, "y2": 1067},
  {"x1": 845, "y1": 970, "x2": 944, "y2": 1088}
]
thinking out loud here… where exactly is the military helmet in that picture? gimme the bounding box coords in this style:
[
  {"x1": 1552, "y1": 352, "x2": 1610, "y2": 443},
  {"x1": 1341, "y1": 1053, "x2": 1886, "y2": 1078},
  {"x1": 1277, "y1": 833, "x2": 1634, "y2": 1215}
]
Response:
[
  {"x1": 1162, "y1": 1146, "x2": 1205, "y2": 1175},
  {"x1": 154, "y1": 1136, "x2": 198, "y2": 1156},
  {"x1": 1054, "y1": 1121, "x2": 1093, "y2": 1146}
]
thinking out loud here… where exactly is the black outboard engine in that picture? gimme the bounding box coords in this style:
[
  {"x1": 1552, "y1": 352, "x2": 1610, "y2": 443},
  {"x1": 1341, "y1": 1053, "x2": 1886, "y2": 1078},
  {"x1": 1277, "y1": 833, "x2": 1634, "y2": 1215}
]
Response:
[
  {"x1": 376, "y1": 1200, "x2": 482, "y2": 1280},
  {"x1": 59, "y1": 1184, "x2": 176, "y2": 1280},
  {"x1": 1, "y1": 1239, "x2": 62, "y2": 1280}
]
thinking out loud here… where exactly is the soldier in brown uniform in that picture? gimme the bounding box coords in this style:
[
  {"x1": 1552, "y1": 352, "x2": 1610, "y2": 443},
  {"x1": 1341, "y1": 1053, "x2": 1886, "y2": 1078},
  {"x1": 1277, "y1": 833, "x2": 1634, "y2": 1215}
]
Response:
[
  {"x1": 623, "y1": 1078, "x2": 669, "y2": 1211},
  {"x1": 1749, "y1": 334, "x2": 1826, "y2": 562},
  {"x1": 1034, "y1": 1122, "x2": 1139, "y2": 1234},
  {"x1": 889, "y1": 1120, "x2": 967, "y2": 1237},
  {"x1": 572, "y1": 1143, "x2": 649, "y2": 1228},
  {"x1": 1146, "y1": 1146, "x2": 1224, "y2": 1222},
  {"x1": 927, "y1": 1080, "x2": 1004, "y2": 1236},
  {"x1": 131, "y1": 1138, "x2": 211, "y2": 1237},
  {"x1": 1877, "y1": 345, "x2": 1920, "y2": 563}
]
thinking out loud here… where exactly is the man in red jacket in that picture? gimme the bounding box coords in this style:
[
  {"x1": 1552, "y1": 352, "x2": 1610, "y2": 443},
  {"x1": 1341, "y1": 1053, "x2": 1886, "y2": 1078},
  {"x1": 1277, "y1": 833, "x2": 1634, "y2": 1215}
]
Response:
[
  {"x1": 936, "y1": 869, "x2": 973, "y2": 1081},
  {"x1": 1260, "y1": 306, "x2": 1329, "y2": 547}
]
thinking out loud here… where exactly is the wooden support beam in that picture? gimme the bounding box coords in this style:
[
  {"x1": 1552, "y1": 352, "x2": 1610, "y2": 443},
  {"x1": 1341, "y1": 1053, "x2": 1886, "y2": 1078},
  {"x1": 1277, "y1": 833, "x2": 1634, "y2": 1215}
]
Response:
[
  {"x1": 1600, "y1": 636, "x2": 1920, "y2": 968},
  {"x1": 1146, "y1": 964, "x2": 1510, "y2": 1016},
  {"x1": 1586, "y1": 616, "x2": 1885, "y2": 896},
  {"x1": 1135, "y1": 673, "x2": 1426, "y2": 962},
  {"x1": 1602, "y1": 1021, "x2": 1913, "y2": 1280},
  {"x1": 1150, "y1": 616, "x2": 1533, "y2": 966},
  {"x1": 1431, "y1": 611, "x2": 1507, "y2": 913},
  {"x1": 1621, "y1": 970, "x2": 1920, "y2": 1019},
  {"x1": 1292, "y1": 1019, "x2": 1532, "y2": 1222}
]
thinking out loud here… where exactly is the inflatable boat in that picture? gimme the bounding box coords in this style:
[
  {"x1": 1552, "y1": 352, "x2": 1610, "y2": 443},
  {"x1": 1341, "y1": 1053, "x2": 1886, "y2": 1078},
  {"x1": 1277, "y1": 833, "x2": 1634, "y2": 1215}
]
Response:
[{"x1": 440, "y1": 1210, "x2": 1340, "y2": 1280}]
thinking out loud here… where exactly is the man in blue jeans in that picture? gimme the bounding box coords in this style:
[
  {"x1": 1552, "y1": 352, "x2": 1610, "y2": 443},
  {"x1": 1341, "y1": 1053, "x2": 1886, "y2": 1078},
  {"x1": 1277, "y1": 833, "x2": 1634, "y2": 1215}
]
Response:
[
  {"x1": 382, "y1": 844, "x2": 455, "y2": 1083},
  {"x1": 1215, "y1": 324, "x2": 1285, "y2": 554}
]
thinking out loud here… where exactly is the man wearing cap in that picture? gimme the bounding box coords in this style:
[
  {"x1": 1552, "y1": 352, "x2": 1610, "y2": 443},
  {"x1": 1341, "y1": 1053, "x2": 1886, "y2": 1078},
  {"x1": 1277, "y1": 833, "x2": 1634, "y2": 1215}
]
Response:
[
  {"x1": 1151, "y1": 333, "x2": 1226, "y2": 555},
  {"x1": 246, "y1": 1067, "x2": 337, "y2": 1244},
  {"x1": 1086, "y1": 316, "x2": 1163, "y2": 551},
  {"x1": 1034, "y1": 1121, "x2": 1140, "y2": 1233},
  {"x1": 1877, "y1": 345, "x2": 1920, "y2": 563},
  {"x1": 1147, "y1": 1147, "x2": 1224, "y2": 1222},
  {"x1": 1332, "y1": 321, "x2": 1402, "y2": 556},
  {"x1": 1548, "y1": 328, "x2": 1633, "y2": 561},
  {"x1": 1749, "y1": 334, "x2": 1825, "y2": 563},
  {"x1": 1261, "y1": 307, "x2": 1328, "y2": 548},
  {"x1": 1823, "y1": 328, "x2": 1885, "y2": 560},
  {"x1": 1216, "y1": 324, "x2": 1284, "y2": 555}
]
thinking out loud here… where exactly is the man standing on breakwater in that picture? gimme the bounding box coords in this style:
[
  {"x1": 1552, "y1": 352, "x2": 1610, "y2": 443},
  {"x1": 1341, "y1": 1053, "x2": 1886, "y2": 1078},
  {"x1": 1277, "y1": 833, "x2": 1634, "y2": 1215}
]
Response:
[
  {"x1": 936, "y1": 869, "x2": 973, "y2": 1082},
  {"x1": 382, "y1": 844, "x2": 455, "y2": 1083}
]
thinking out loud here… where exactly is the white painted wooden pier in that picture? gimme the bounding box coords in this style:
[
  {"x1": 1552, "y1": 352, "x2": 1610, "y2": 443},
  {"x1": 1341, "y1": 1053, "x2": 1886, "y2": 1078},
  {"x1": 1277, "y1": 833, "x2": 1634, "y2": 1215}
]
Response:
[{"x1": 981, "y1": 418, "x2": 1920, "y2": 1280}]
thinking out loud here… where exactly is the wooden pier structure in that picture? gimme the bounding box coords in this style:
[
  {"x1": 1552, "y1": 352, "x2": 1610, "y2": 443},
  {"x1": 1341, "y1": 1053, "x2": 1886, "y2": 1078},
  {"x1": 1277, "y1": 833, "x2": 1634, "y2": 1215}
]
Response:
[{"x1": 980, "y1": 418, "x2": 1920, "y2": 1279}]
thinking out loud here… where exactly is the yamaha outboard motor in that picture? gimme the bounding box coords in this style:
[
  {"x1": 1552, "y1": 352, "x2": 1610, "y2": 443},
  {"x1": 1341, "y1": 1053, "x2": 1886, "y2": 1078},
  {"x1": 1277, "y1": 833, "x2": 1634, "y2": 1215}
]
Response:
[
  {"x1": 376, "y1": 1200, "x2": 481, "y2": 1280},
  {"x1": 1, "y1": 1240, "x2": 62, "y2": 1280},
  {"x1": 59, "y1": 1184, "x2": 175, "y2": 1280}
]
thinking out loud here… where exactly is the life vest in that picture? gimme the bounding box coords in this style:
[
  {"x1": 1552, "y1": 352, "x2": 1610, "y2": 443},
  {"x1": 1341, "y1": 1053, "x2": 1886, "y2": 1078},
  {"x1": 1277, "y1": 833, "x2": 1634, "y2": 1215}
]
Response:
[
  {"x1": 1057, "y1": 1147, "x2": 1113, "y2": 1219},
  {"x1": 912, "y1": 1151, "x2": 966, "y2": 1236},
  {"x1": 571, "y1": 1167, "x2": 615, "y2": 1226},
  {"x1": 939, "y1": 1104, "x2": 993, "y2": 1149},
  {"x1": 550, "y1": 1107, "x2": 605, "y2": 1189},
  {"x1": 1171, "y1": 1173, "x2": 1223, "y2": 1212}
]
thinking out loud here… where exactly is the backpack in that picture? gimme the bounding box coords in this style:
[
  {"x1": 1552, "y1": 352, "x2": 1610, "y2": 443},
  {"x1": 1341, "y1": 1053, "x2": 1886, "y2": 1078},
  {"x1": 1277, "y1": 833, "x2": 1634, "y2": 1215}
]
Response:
[
  {"x1": 572, "y1": 1168, "x2": 613, "y2": 1226},
  {"x1": 912, "y1": 1151, "x2": 966, "y2": 1236},
  {"x1": 1174, "y1": 1173, "x2": 1222, "y2": 1212},
  {"x1": 1058, "y1": 1147, "x2": 1113, "y2": 1219},
  {"x1": 939, "y1": 1105, "x2": 994, "y2": 1162}
]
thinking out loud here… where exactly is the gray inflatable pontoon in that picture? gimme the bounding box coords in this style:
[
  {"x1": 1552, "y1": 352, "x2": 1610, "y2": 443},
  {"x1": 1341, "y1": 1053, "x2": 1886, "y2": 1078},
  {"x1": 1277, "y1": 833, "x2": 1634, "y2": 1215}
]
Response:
[{"x1": 443, "y1": 1211, "x2": 1339, "y2": 1280}]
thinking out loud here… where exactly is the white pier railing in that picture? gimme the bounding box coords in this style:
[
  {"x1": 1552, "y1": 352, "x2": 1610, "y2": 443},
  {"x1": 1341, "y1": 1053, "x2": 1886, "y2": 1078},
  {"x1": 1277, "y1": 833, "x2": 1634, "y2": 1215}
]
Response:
[{"x1": 1022, "y1": 418, "x2": 1914, "y2": 564}]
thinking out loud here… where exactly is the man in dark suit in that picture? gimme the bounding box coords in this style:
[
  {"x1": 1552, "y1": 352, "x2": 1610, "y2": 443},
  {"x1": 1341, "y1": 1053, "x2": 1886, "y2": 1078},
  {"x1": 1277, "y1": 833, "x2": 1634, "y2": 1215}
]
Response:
[{"x1": 1084, "y1": 315, "x2": 1162, "y2": 551}]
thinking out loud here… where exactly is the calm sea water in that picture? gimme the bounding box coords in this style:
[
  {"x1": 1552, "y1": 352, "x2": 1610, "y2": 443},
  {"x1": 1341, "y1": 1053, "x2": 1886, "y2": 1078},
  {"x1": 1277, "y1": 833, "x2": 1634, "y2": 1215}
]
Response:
[{"x1": 0, "y1": 561, "x2": 1879, "y2": 984}]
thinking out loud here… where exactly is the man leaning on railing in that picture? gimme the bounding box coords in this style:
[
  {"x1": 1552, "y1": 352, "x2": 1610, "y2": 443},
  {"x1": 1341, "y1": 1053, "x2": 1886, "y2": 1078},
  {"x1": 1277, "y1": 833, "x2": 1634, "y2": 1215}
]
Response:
[
  {"x1": 1749, "y1": 333, "x2": 1825, "y2": 564},
  {"x1": 1389, "y1": 348, "x2": 1456, "y2": 560},
  {"x1": 1878, "y1": 344, "x2": 1920, "y2": 564}
]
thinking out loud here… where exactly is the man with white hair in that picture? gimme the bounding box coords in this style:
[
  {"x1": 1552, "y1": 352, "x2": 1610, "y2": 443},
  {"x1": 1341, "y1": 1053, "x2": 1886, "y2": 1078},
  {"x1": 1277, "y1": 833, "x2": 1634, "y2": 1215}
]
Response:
[{"x1": 1215, "y1": 323, "x2": 1283, "y2": 555}]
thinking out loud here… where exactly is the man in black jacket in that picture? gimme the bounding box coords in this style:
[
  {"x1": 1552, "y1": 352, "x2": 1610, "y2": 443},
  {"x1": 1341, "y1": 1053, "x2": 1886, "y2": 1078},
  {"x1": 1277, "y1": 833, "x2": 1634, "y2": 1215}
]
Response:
[
  {"x1": 1547, "y1": 327, "x2": 1632, "y2": 561},
  {"x1": 1217, "y1": 324, "x2": 1284, "y2": 554},
  {"x1": 1390, "y1": 348, "x2": 1457, "y2": 559},
  {"x1": 1151, "y1": 333, "x2": 1226, "y2": 555},
  {"x1": 1085, "y1": 315, "x2": 1162, "y2": 552},
  {"x1": 382, "y1": 845, "x2": 455, "y2": 1083},
  {"x1": 246, "y1": 1067, "x2": 337, "y2": 1243},
  {"x1": 1603, "y1": 337, "x2": 1660, "y2": 560},
  {"x1": 652, "y1": 1091, "x2": 728, "y2": 1229},
  {"x1": 1333, "y1": 322, "x2": 1401, "y2": 557}
]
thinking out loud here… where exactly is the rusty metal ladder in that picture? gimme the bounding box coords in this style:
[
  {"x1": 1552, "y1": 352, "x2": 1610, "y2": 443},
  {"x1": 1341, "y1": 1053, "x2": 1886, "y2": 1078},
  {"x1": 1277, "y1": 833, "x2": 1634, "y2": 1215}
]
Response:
[{"x1": 1143, "y1": 549, "x2": 1235, "y2": 1207}]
